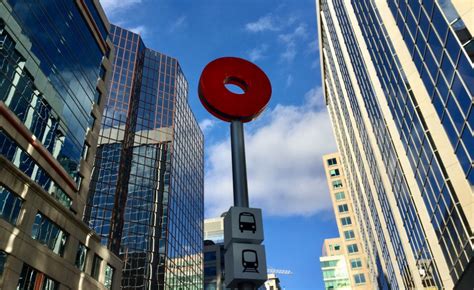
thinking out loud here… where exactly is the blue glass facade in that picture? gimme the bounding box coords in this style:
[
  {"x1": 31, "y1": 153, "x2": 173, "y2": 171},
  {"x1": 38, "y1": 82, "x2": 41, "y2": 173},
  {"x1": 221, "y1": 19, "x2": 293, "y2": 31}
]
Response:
[
  {"x1": 1, "y1": 0, "x2": 107, "y2": 184},
  {"x1": 350, "y1": 0, "x2": 473, "y2": 284},
  {"x1": 86, "y1": 25, "x2": 204, "y2": 289},
  {"x1": 320, "y1": 0, "x2": 473, "y2": 288},
  {"x1": 0, "y1": 0, "x2": 122, "y2": 289},
  {"x1": 386, "y1": 0, "x2": 473, "y2": 185}
]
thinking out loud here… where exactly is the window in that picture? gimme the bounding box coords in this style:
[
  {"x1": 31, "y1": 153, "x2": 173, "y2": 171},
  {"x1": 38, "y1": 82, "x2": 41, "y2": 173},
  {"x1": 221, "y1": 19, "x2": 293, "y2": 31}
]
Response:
[
  {"x1": 75, "y1": 243, "x2": 88, "y2": 271},
  {"x1": 204, "y1": 251, "x2": 217, "y2": 262},
  {"x1": 327, "y1": 158, "x2": 337, "y2": 166},
  {"x1": 341, "y1": 217, "x2": 352, "y2": 226},
  {"x1": 204, "y1": 266, "x2": 217, "y2": 276},
  {"x1": 91, "y1": 254, "x2": 102, "y2": 280},
  {"x1": 0, "y1": 250, "x2": 7, "y2": 276},
  {"x1": 204, "y1": 282, "x2": 217, "y2": 290},
  {"x1": 104, "y1": 264, "x2": 114, "y2": 289},
  {"x1": 81, "y1": 143, "x2": 90, "y2": 160},
  {"x1": 335, "y1": 192, "x2": 345, "y2": 200},
  {"x1": 321, "y1": 260, "x2": 338, "y2": 268},
  {"x1": 350, "y1": 258, "x2": 362, "y2": 269},
  {"x1": 354, "y1": 273, "x2": 366, "y2": 284},
  {"x1": 31, "y1": 212, "x2": 68, "y2": 256},
  {"x1": 347, "y1": 244, "x2": 359, "y2": 254},
  {"x1": 17, "y1": 263, "x2": 58, "y2": 290},
  {"x1": 338, "y1": 204, "x2": 349, "y2": 213},
  {"x1": 323, "y1": 269, "x2": 336, "y2": 279},
  {"x1": 334, "y1": 245, "x2": 340, "y2": 251},
  {"x1": 99, "y1": 65, "x2": 106, "y2": 80},
  {"x1": 0, "y1": 185, "x2": 23, "y2": 224},
  {"x1": 332, "y1": 180, "x2": 343, "y2": 189},
  {"x1": 344, "y1": 230, "x2": 355, "y2": 240},
  {"x1": 329, "y1": 169, "x2": 340, "y2": 176}
]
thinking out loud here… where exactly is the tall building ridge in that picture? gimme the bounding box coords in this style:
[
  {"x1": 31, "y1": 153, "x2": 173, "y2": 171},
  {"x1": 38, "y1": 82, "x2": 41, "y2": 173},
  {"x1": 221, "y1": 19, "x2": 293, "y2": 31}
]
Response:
[
  {"x1": 85, "y1": 24, "x2": 204, "y2": 289},
  {"x1": 0, "y1": 0, "x2": 122, "y2": 289},
  {"x1": 317, "y1": 0, "x2": 473, "y2": 289}
]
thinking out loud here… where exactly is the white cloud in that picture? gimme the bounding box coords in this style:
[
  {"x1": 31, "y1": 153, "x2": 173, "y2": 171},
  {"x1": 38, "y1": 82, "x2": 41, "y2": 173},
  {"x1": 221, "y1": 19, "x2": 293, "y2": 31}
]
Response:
[
  {"x1": 100, "y1": 0, "x2": 141, "y2": 13},
  {"x1": 168, "y1": 15, "x2": 187, "y2": 33},
  {"x1": 278, "y1": 24, "x2": 308, "y2": 63},
  {"x1": 129, "y1": 25, "x2": 147, "y2": 36},
  {"x1": 248, "y1": 44, "x2": 269, "y2": 62},
  {"x1": 199, "y1": 119, "x2": 216, "y2": 133},
  {"x1": 304, "y1": 86, "x2": 325, "y2": 109},
  {"x1": 306, "y1": 39, "x2": 319, "y2": 54},
  {"x1": 286, "y1": 74, "x2": 293, "y2": 88},
  {"x1": 245, "y1": 15, "x2": 279, "y2": 33},
  {"x1": 205, "y1": 87, "x2": 336, "y2": 218}
]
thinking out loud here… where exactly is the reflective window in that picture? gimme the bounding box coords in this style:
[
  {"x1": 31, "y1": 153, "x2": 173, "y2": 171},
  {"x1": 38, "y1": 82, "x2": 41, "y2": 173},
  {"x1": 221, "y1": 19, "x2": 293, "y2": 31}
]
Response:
[
  {"x1": 347, "y1": 244, "x2": 359, "y2": 254},
  {"x1": 329, "y1": 169, "x2": 340, "y2": 176},
  {"x1": 17, "y1": 263, "x2": 58, "y2": 290},
  {"x1": 327, "y1": 158, "x2": 337, "y2": 166},
  {"x1": 335, "y1": 192, "x2": 345, "y2": 200},
  {"x1": 338, "y1": 204, "x2": 349, "y2": 213},
  {"x1": 75, "y1": 243, "x2": 88, "y2": 271},
  {"x1": 0, "y1": 131, "x2": 72, "y2": 209},
  {"x1": 350, "y1": 258, "x2": 362, "y2": 269},
  {"x1": 341, "y1": 217, "x2": 352, "y2": 226},
  {"x1": 104, "y1": 264, "x2": 114, "y2": 289},
  {"x1": 91, "y1": 254, "x2": 102, "y2": 280},
  {"x1": 204, "y1": 266, "x2": 216, "y2": 276},
  {"x1": 204, "y1": 251, "x2": 217, "y2": 262},
  {"x1": 0, "y1": 250, "x2": 7, "y2": 276},
  {"x1": 31, "y1": 212, "x2": 68, "y2": 256},
  {"x1": 344, "y1": 230, "x2": 355, "y2": 240},
  {"x1": 354, "y1": 273, "x2": 366, "y2": 284},
  {"x1": 0, "y1": 185, "x2": 23, "y2": 224},
  {"x1": 204, "y1": 282, "x2": 217, "y2": 290},
  {"x1": 332, "y1": 180, "x2": 343, "y2": 189}
]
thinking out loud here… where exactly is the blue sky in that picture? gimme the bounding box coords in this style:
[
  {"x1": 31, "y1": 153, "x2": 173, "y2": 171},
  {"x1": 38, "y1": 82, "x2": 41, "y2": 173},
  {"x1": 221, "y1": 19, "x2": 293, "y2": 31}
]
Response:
[{"x1": 101, "y1": 0, "x2": 338, "y2": 288}]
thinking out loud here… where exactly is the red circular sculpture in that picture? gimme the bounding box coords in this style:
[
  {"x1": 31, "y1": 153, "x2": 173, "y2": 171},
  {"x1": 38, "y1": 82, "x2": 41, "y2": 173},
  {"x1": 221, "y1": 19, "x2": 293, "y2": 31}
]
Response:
[{"x1": 198, "y1": 57, "x2": 272, "y2": 122}]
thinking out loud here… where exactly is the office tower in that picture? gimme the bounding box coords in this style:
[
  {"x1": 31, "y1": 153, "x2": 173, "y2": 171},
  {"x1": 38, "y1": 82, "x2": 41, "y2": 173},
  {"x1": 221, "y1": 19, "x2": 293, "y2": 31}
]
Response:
[
  {"x1": 317, "y1": 0, "x2": 473, "y2": 289},
  {"x1": 0, "y1": 0, "x2": 122, "y2": 289},
  {"x1": 319, "y1": 238, "x2": 351, "y2": 290},
  {"x1": 321, "y1": 153, "x2": 373, "y2": 289},
  {"x1": 85, "y1": 25, "x2": 204, "y2": 289}
]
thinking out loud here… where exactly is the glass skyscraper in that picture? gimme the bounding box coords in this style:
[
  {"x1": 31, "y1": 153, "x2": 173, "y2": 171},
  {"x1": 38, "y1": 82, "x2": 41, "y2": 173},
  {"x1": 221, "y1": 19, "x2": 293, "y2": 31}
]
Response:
[
  {"x1": 0, "y1": 0, "x2": 122, "y2": 289},
  {"x1": 86, "y1": 25, "x2": 204, "y2": 289},
  {"x1": 317, "y1": 0, "x2": 473, "y2": 289}
]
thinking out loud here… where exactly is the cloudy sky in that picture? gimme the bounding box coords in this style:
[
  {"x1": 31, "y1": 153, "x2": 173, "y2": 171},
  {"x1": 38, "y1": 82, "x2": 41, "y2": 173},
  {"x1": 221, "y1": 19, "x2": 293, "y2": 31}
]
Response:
[{"x1": 100, "y1": 0, "x2": 338, "y2": 288}]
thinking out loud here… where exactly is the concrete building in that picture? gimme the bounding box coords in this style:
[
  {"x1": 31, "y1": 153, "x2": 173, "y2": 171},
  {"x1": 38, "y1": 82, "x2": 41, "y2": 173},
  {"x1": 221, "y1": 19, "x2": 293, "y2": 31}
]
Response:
[
  {"x1": 204, "y1": 216, "x2": 225, "y2": 290},
  {"x1": 85, "y1": 25, "x2": 204, "y2": 289},
  {"x1": 0, "y1": 0, "x2": 122, "y2": 289},
  {"x1": 317, "y1": 0, "x2": 473, "y2": 289},
  {"x1": 321, "y1": 153, "x2": 373, "y2": 289},
  {"x1": 320, "y1": 238, "x2": 351, "y2": 290}
]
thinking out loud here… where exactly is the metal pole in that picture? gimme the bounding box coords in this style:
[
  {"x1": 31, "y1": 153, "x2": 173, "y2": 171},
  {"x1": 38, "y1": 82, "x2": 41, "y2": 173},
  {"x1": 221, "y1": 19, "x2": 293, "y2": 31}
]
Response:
[
  {"x1": 230, "y1": 120, "x2": 249, "y2": 208},
  {"x1": 231, "y1": 121, "x2": 255, "y2": 290}
]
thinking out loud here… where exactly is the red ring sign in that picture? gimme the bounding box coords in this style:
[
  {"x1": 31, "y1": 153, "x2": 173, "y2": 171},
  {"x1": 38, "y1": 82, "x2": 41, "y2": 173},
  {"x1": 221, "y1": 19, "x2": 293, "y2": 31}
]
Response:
[{"x1": 198, "y1": 57, "x2": 272, "y2": 122}]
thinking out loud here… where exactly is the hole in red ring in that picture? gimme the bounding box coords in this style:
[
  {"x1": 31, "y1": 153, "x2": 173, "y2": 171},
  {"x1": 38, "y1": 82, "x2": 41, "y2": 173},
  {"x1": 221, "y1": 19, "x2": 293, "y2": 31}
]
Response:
[{"x1": 224, "y1": 76, "x2": 248, "y2": 95}]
